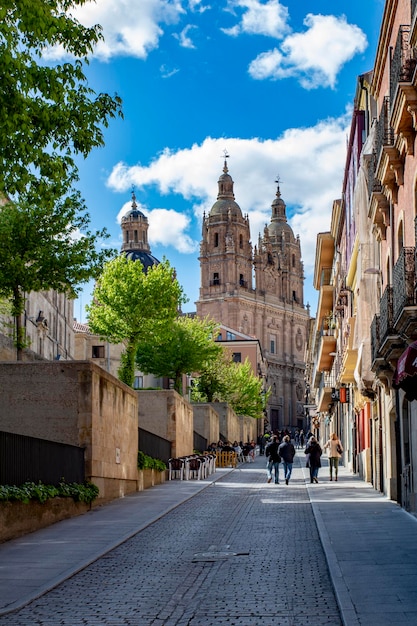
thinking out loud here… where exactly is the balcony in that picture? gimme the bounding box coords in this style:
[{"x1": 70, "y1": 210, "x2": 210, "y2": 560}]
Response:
[
  {"x1": 316, "y1": 322, "x2": 336, "y2": 373},
  {"x1": 317, "y1": 371, "x2": 336, "y2": 412},
  {"x1": 393, "y1": 246, "x2": 417, "y2": 338},
  {"x1": 376, "y1": 97, "x2": 403, "y2": 203},
  {"x1": 340, "y1": 317, "x2": 358, "y2": 384},
  {"x1": 316, "y1": 267, "x2": 334, "y2": 321},
  {"x1": 376, "y1": 285, "x2": 406, "y2": 363},
  {"x1": 390, "y1": 25, "x2": 417, "y2": 155}
]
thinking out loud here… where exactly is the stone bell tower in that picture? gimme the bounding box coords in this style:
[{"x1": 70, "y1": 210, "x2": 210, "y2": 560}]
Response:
[{"x1": 197, "y1": 162, "x2": 309, "y2": 432}]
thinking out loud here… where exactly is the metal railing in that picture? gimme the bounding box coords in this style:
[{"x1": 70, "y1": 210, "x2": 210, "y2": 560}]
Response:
[
  {"x1": 0, "y1": 431, "x2": 85, "y2": 486},
  {"x1": 375, "y1": 97, "x2": 394, "y2": 164},
  {"x1": 390, "y1": 26, "x2": 416, "y2": 104},
  {"x1": 393, "y1": 247, "x2": 416, "y2": 323},
  {"x1": 379, "y1": 286, "x2": 394, "y2": 341},
  {"x1": 371, "y1": 314, "x2": 380, "y2": 363}
]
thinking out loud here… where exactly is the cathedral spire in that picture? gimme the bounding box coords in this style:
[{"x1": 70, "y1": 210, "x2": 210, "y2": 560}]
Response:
[
  {"x1": 271, "y1": 177, "x2": 287, "y2": 222},
  {"x1": 217, "y1": 152, "x2": 235, "y2": 200}
]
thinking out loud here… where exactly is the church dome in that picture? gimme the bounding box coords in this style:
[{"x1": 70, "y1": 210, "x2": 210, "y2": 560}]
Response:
[
  {"x1": 120, "y1": 191, "x2": 160, "y2": 272},
  {"x1": 267, "y1": 184, "x2": 295, "y2": 240},
  {"x1": 209, "y1": 159, "x2": 243, "y2": 218},
  {"x1": 124, "y1": 249, "x2": 160, "y2": 271}
]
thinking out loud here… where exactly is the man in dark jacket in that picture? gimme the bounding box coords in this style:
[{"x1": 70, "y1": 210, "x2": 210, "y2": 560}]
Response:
[
  {"x1": 278, "y1": 435, "x2": 296, "y2": 485},
  {"x1": 265, "y1": 435, "x2": 281, "y2": 484}
]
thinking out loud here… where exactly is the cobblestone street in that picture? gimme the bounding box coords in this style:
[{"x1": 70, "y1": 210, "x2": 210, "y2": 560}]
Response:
[{"x1": 0, "y1": 455, "x2": 341, "y2": 626}]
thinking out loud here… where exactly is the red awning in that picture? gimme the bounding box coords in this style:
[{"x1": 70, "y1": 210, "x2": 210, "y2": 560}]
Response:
[{"x1": 393, "y1": 340, "x2": 417, "y2": 401}]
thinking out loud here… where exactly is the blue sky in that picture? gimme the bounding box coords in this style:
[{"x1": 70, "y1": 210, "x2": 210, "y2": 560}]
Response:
[{"x1": 54, "y1": 0, "x2": 385, "y2": 321}]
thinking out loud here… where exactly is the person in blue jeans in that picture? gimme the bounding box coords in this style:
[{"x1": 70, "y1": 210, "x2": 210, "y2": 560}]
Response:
[
  {"x1": 265, "y1": 435, "x2": 281, "y2": 484},
  {"x1": 305, "y1": 436, "x2": 322, "y2": 483},
  {"x1": 278, "y1": 435, "x2": 296, "y2": 484}
]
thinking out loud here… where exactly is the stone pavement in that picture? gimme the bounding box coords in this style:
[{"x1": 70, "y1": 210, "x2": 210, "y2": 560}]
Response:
[{"x1": 0, "y1": 451, "x2": 416, "y2": 625}]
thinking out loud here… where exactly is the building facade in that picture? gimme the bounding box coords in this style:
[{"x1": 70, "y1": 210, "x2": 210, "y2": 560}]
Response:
[
  {"x1": 308, "y1": 0, "x2": 417, "y2": 514},
  {"x1": 196, "y1": 160, "x2": 309, "y2": 432}
]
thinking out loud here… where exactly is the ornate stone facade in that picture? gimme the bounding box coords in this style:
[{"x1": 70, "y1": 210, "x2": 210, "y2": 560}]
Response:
[{"x1": 196, "y1": 161, "x2": 309, "y2": 431}]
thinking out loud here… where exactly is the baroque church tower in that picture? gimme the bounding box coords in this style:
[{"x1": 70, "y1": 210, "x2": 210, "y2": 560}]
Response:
[{"x1": 197, "y1": 161, "x2": 309, "y2": 432}]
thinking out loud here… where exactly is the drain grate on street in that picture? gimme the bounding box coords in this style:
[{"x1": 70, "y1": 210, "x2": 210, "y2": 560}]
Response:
[{"x1": 192, "y1": 544, "x2": 249, "y2": 562}]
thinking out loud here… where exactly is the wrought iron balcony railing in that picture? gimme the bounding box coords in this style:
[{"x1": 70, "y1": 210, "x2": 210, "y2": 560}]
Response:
[
  {"x1": 379, "y1": 286, "x2": 394, "y2": 341},
  {"x1": 393, "y1": 247, "x2": 416, "y2": 323},
  {"x1": 390, "y1": 25, "x2": 416, "y2": 104},
  {"x1": 375, "y1": 97, "x2": 394, "y2": 163},
  {"x1": 371, "y1": 314, "x2": 380, "y2": 363}
]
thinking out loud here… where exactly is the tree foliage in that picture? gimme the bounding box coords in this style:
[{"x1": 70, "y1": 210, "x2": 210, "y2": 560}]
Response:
[
  {"x1": 192, "y1": 353, "x2": 269, "y2": 420},
  {"x1": 0, "y1": 0, "x2": 122, "y2": 199},
  {"x1": 0, "y1": 0, "x2": 123, "y2": 358},
  {"x1": 0, "y1": 194, "x2": 115, "y2": 358},
  {"x1": 86, "y1": 256, "x2": 186, "y2": 387},
  {"x1": 136, "y1": 315, "x2": 222, "y2": 394}
]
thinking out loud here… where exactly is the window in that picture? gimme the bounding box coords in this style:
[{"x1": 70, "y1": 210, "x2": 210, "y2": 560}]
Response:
[
  {"x1": 239, "y1": 234, "x2": 243, "y2": 248},
  {"x1": 216, "y1": 333, "x2": 222, "y2": 341},
  {"x1": 134, "y1": 230, "x2": 138, "y2": 242},
  {"x1": 133, "y1": 376, "x2": 143, "y2": 389},
  {"x1": 270, "y1": 340, "x2": 275, "y2": 354},
  {"x1": 125, "y1": 231, "x2": 129, "y2": 243},
  {"x1": 213, "y1": 273, "x2": 220, "y2": 285},
  {"x1": 226, "y1": 331, "x2": 236, "y2": 341},
  {"x1": 92, "y1": 345, "x2": 105, "y2": 358},
  {"x1": 239, "y1": 274, "x2": 245, "y2": 286},
  {"x1": 232, "y1": 352, "x2": 241, "y2": 363},
  {"x1": 214, "y1": 232, "x2": 219, "y2": 247}
]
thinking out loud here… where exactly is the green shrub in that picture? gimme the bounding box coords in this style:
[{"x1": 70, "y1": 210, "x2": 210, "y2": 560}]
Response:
[
  {"x1": 137, "y1": 451, "x2": 166, "y2": 472},
  {"x1": 0, "y1": 481, "x2": 99, "y2": 504}
]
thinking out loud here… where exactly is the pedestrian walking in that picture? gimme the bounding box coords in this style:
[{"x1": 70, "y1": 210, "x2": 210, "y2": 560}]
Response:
[
  {"x1": 278, "y1": 435, "x2": 296, "y2": 484},
  {"x1": 305, "y1": 436, "x2": 322, "y2": 483},
  {"x1": 265, "y1": 435, "x2": 281, "y2": 484},
  {"x1": 294, "y1": 430, "x2": 300, "y2": 448},
  {"x1": 299, "y1": 429, "x2": 305, "y2": 447},
  {"x1": 323, "y1": 433, "x2": 343, "y2": 481}
]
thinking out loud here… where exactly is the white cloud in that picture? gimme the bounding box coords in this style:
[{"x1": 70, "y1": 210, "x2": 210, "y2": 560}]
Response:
[
  {"x1": 44, "y1": 0, "x2": 185, "y2": 61},
  {"x1": 249, "y1": 13, "x2": 367, "y2": 88},
  {"x1": 107, "y1": 114, "x2": 350, "y2": 274},
  {"x1": 222, "y1": 0, "x2": 289, "y2": 39},
  {"x1": 188, "y1": 0, "x2": 211, "y2": 13},
  {"x1": 173, "y1": 24, "x2": 197, "y2": 48}
]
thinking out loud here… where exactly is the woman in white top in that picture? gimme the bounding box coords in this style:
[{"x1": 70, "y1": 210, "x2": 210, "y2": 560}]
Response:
[{"x1": 323, "y1": 432, "x2": 343, "y2": 481}]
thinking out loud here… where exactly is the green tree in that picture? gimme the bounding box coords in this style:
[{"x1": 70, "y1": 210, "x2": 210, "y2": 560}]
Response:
[
  {"x1": 0, "y1": 194, "x2": 115, "y2": 359},
  {"x1": 193, "y1": 353, "x2": 269, "y2": 420},
  {"x1": 136, "y1": 315, "x2": 222, "y2": 394},
  {"x1": 191, "y1": 349, "x2": 231, "y2": 402},
  {"x1": 0, "y1": 0, "x2": 123, "y2": 358},
  {"x1": 224, "y1": 357, "x2": 269, "y2": 420},
  {"x1": 0, "y1": 0, "x2": 122, "y2": 199},
  {"x1": 86, "y1": 256, "x2": 186, "y2": 387}
]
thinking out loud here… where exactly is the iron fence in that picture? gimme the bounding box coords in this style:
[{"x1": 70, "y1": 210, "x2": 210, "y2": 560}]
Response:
[
  {"x1": 0, "y1": 431, "x2": 85, "y2": 486},
  {"x1": 138, "y1": 428, "x2": 171, "y2": 464},
  {"x1": 379, "y1": 286, "x2": 394, "y2": 341},
  {"x1": 371, "y1": 314, "x2": 380, "y2": 363},
  {"x1": 393, "y1": 247, "x2": 416, "y2": 323}
]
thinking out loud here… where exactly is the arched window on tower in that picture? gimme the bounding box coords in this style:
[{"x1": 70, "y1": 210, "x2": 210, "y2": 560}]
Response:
[
  {"x1": 292, "y1": 254, "x2": 295, "y2": 268},
  {"x1": 125, "y1": 231, "x2": 129, "y2": 243},
  {"x1": 212, "y1": 273, "x2": 220, "y2": 285},
  {"x1": 214, "y1": 232, "x2": 219, "y2": 247},
  {"x1": 134, "y1": 230, "x2": 138, "y2": 243},
  {"x1": 239, "y1": 234, "x2": 243, "y2": 249}
]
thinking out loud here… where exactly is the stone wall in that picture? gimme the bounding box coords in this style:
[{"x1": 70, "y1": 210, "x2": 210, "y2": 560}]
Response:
[
  {"x1": 0, "y1": 361, "x2": 138, "y2": 502},
  {"x1": 137, "y1": 390, "x2": 194, "y2": 458},
  {"x1": 192, "y1": 403, "x2": 219, "y2": 446},
  {"x1": 208, "y1": 402, "x2": 241, "y2": 443}
]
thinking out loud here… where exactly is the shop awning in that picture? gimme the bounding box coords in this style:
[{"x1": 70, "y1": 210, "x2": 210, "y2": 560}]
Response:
[{"x1": 393, "y1": 340, "x2": 417, "y2": 401}]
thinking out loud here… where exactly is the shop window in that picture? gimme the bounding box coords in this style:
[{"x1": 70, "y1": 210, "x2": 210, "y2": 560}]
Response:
[{"x1": 92, "y1": 345, "x2": 105, "y2": 358}]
